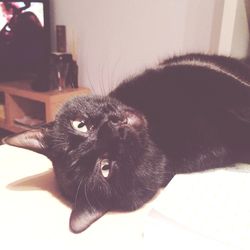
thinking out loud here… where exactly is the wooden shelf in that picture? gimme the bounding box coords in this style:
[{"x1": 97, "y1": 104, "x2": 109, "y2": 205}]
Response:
[
  {"x1": 0, "y1": 118, "x2": 6, "y2": 129},
  {"x1": 0, "y1": 81, "x2": 91, "y2": 133}
]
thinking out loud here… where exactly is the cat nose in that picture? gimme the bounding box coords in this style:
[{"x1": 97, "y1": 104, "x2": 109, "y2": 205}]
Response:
[
  {"x1": 99, "y1": 120, "x2": 128, "y2": 141},
  {"x1": 117, "y1": 127, "x2": 127, "y2": 140},
  {"x1": 108, "y1": 116, "x2": 128, "y2": 139},
  {"x1": 109, "y1": 115, "x2": 127, "y2": 125},
  {"x1": 109, "y1": 115, "x2": 120, "y2": 124}
]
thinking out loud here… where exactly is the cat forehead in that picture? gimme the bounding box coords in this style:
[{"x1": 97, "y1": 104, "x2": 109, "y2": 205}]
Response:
[{"x1": 58, "y1": 96, "x2": 123, "y2": 118}]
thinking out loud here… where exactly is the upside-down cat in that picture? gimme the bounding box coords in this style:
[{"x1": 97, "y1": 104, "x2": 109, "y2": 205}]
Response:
[{"x1": 3, "y1": 54, "x2": 250, "y2": 233}]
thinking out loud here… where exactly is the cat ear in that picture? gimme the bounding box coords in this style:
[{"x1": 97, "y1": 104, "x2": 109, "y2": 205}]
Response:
[
  {"x1": 69, "y1": 199, "x2": 108, "y2": 233},
  {"x1": 1, "y1": 122, "x2": 54, "y2": 154}
]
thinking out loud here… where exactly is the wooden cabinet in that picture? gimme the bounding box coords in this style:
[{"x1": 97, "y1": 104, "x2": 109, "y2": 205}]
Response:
[{"x1": 0, "y1": 81, "x2": 91, "y2": 133}]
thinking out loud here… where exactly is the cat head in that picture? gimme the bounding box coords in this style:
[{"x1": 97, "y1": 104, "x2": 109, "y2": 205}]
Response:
[{"x1": 3, "y1": 95, "x2": 167, "y2": 233}]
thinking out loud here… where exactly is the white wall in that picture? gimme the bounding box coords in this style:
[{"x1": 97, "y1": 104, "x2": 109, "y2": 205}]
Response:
[
  {"x1": 230, "y1": 0, "x2": 249, "y2": 58},
  {"x1": 49, "y1": 0, "x2": 233, "y2": 94},
  {"x1": 218, "y1": 0, "x2": 249, "y2": 58}
]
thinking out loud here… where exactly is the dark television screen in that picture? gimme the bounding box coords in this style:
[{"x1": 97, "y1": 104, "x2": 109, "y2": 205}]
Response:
[{"x1": 0, "y1": 0, "x2": 50, "y2": 90}]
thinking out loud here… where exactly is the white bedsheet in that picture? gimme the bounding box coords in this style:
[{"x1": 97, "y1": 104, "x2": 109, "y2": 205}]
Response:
[{"x1": 0, "y1": 145, "x2": 250, "y2": 249}]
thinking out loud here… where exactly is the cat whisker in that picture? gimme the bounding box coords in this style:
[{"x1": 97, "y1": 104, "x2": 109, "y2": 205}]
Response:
[
  {"x1": 73, "y1": 176, "x2": 96, "y2": 214},
  {"x1": 69, "y1": 158, "x2": 79, "y2": 169},
  {"x1": 110, "y1": 55, "x2": 122, "y2": 93},
  {"x1": 99, "y1": 63, "x2": 106, "y2": 96},
  {"x1": 74, "y1": 175, "x2": 85, "y2": 208},
  {"x1": 84, "y1": 182, "x2": 96, "y2": 211},
  {"x1": 86, "y1": 65, "x2": 97, "y2": 95}
]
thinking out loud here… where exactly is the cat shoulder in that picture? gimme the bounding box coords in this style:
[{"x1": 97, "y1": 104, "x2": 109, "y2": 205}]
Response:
[{"x1": 161, "y1": 53, "x2": 250, "y2": 83}]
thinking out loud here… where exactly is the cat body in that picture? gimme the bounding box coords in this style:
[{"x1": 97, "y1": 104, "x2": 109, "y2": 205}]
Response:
[
  {"x1": 111, "y1": 54, "x2": 250, "y2": 173},
  {"x1": 3, "y1": 54, "x2": 250, "y2": 233}
]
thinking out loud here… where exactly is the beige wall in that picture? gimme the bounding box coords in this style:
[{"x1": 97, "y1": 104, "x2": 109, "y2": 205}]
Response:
[
  {"x1": 50, "y1": 0, "x2": 247, "y2": 94},
  {"x1": 218, "y1": 0, "x2": 249, "y2": 58},
  {"x1": 230, "y1": 0, "x2": 249, "y2": 58}
]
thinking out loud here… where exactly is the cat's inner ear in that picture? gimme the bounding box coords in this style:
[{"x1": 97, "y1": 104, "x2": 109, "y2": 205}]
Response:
[
  {"x1": 69, "y1": 194, "x2": 108, "y2": 233},
  {"x1": 2, "y1": 125, "x2": 51, "y2": 154},
  {"x1": 70, "y1": 205, "x2": 107, "y2": 233}
]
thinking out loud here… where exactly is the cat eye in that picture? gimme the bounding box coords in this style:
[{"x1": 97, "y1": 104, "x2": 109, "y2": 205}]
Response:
[
  {"x1": 100, "y1": 159, "x2": 111, "y2": 178},
  {"x1": 71, "y1": 120, "x2": 89, "y2": 133}
]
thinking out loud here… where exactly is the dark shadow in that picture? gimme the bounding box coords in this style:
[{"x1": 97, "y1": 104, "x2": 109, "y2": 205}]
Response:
[{"x1": 7, "y1": 169, "x2": 71, "y2": 208}]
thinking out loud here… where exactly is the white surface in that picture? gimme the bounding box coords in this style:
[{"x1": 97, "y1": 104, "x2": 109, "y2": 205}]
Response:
[
  {"x1": 144, "y1": 167, "x2": 250, "y2": 250},
  {"x1": 1, "y1": 144, "x2": 250, "y2": 249}
]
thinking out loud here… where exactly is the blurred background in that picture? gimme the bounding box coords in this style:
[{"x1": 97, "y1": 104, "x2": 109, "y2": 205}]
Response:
[{"x1": 50, "y1": 0, "x2": 250, "y2": 94}]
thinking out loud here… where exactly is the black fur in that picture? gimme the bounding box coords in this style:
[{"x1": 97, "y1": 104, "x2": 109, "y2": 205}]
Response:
[{"x1": 3, "y1": 54, "x2": 250, "y2": 233}]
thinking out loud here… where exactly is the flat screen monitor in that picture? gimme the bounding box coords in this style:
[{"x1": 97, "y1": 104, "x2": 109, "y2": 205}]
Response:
[{"x1": 0, "y1": 0, "x2": 50, "y2": 91}]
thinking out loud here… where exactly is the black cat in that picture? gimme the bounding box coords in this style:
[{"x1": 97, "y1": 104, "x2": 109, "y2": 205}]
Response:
[{"x1": 3, "y1": 54, "x2": 250, "y2": 233}]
